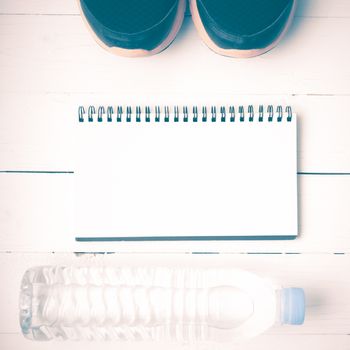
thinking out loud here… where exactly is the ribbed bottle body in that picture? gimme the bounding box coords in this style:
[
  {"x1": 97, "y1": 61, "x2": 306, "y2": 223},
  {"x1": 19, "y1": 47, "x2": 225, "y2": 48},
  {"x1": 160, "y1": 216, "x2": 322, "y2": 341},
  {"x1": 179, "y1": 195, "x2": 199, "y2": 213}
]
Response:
[{"x1": 20, "y1": 266, "x2": 296, "y2": 342}]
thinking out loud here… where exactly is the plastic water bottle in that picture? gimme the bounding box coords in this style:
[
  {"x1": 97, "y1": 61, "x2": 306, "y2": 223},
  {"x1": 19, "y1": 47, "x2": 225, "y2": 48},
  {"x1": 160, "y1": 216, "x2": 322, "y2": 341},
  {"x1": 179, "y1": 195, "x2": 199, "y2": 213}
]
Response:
[{"x1": 19, "y1": 266, "x2": 305, "y2": 342}]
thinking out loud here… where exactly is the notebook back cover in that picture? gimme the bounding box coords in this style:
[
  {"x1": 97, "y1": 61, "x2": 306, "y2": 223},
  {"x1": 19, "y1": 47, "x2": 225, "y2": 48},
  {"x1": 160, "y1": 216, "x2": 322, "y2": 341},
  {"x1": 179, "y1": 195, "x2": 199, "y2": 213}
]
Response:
[{"x1": 75, "y1": 108, "x2": 297, "y2": 239}]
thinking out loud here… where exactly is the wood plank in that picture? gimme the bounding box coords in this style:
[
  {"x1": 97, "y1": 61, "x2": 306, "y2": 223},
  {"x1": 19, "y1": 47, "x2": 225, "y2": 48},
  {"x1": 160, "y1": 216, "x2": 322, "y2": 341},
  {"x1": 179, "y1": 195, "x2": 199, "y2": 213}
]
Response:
[
  {"x1": 0, "y1": 1, "x2": 79, "y2": 14},
  {"x1": 1, "y1": 334, "x2": 349, "y2": 350},
  {"x1": 0, "y1": 252, "x2": 349, "y2": 336},
  {"x1": 0, "y1": 16, "x2": 349, "y2": 96},
  {"x1": 1, "y1": 93, "x2": 349, "y2": 174},
  {"x1": 0, "y1": 174, "x2": 349, "y2": 252},
  {"x1": 1, "y1": 0, "x2": 350, "y2": 17}
]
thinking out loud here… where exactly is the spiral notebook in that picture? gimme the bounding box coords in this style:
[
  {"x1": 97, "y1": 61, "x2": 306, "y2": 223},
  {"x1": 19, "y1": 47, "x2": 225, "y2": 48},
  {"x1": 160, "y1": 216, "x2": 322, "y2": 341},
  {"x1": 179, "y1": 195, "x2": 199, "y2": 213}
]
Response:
[{"x1": 75, "y1": 105, "x2": 298, "y2": 241}]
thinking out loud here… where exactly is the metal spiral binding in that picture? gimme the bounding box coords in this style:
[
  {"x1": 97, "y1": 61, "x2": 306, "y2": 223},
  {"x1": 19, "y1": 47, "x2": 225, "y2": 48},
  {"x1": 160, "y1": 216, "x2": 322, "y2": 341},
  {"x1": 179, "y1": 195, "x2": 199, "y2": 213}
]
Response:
[
  {"x1": 145, "y1": 106, "x2": 151, "y2": 122},
  {"x1": 165, "y1": 106, "x2": 170, "y2": 122},
  {"x1": 98, "y1": 106, "x2": 105, "y2": 122},
  {"x1": 286, "y1": 106, "x2": 293, "y2": 122},
  {"x1": 78, "y1": 106, "x2": 85, "y2": 122},
  {"x1": 239, "y1": 106, "x2": 244, "y2": 122},
  {"x1": 193, "y1": 106, "x2": 198, "y2": 122},
  {"x1": 211, "y1": 106, "x2": 216, "y2": 122},
  {"x1": 220, "y1": 107, "x2": 226, "y2": 122},
  {"x1": 117, "y1": 106, "x2": 123, "y2": 122},
  {"x1": 183, "y1": 106, "x2": 189, "y2": 122},
  {"x1": 155, "y1": 106, "x2": 161, "y2": 122},
  {"x1": 136, "y1": 106, "x2": 141, "y2": 122},
  {"x1": 107, "y1": 106, "x2": 113, "y2": 122},
  {"x1": 78, "y1": 105, "x2": 293, "y2": 123},
  {"x1": 277, "y1": 106, "x2": 283, "y2": 122},
  {"x1": 88, "y1": 105, "x2": 95, "y2": 122},
  {"x1": 202, "y1": 106, "x2": 207, "y2": 122},
  {"x1": 259, "y1": 105, "x2": 264, "y2": 122},
  {"x1": 267, "y1": 105, "x2": 272, "y2": 122},
  {"x1": 248, "y1": 105, "x2": 254, "y2": 122},
  {"x1": 229, "y1": 106, "x2": 235, "y2": 122}
]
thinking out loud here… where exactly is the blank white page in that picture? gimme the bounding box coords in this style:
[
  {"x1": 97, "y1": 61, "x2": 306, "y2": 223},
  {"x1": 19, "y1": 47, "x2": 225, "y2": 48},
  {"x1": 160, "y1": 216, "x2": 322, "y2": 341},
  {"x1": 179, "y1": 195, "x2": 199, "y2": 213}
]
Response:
[{"x1": 75, "y1": 107, "x2": 297, "y2": 239}]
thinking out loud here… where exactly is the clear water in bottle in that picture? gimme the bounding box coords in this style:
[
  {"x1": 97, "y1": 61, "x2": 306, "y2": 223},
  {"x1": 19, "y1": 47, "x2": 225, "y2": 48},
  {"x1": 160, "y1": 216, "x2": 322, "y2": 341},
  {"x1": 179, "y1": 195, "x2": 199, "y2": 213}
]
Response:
[{"x1": 19, "y1": 266, "x2": 305, "y2": 342}]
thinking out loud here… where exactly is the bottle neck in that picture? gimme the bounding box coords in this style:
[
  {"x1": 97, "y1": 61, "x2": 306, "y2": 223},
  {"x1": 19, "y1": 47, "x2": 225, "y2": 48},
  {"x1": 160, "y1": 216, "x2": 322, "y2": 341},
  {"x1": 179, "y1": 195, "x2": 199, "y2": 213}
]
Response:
[{"x1": 278, "y1": 288, "x2": 305, "y2": 325}]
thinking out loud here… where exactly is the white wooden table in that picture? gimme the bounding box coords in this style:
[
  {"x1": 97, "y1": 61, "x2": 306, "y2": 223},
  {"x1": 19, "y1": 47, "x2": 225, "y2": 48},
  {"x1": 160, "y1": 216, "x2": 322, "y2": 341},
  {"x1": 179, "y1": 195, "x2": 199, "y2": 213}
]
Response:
[{"x1": 0, "y1": 0, "x2": 349, "y2": 349}]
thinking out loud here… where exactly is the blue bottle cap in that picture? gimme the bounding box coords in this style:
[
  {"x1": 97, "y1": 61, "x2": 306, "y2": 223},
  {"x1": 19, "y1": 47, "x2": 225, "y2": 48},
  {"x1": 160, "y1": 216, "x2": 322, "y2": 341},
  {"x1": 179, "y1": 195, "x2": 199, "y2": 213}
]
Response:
[{"x1": 281, "y1": 288, "x2": 305, "y2": 325}]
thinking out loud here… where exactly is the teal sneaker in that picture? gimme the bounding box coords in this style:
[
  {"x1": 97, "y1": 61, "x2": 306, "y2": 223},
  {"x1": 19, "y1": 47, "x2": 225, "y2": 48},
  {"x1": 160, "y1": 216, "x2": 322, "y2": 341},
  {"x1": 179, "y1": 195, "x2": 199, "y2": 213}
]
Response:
[
  {"x1": 190, "y1": 0, "x2": 296, "y2": 57},
  {"x1": 79, "y1": 0, "x2": 186, "y2": 57}
]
